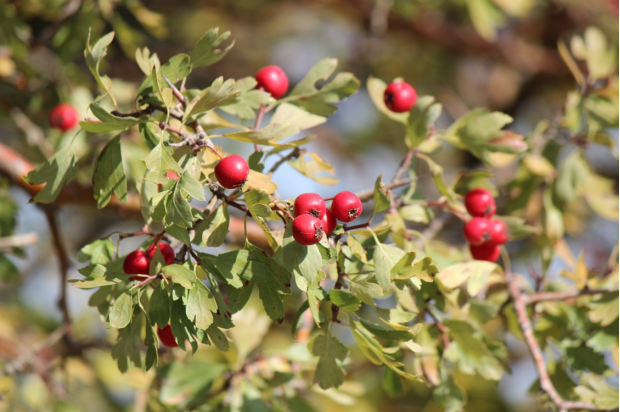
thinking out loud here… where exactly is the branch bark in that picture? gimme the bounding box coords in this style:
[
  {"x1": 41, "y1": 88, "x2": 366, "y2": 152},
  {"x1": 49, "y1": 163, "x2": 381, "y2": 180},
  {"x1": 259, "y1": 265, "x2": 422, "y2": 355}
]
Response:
[{"x1": 525, "y1": 286, "x2": 619, "y2": 305}]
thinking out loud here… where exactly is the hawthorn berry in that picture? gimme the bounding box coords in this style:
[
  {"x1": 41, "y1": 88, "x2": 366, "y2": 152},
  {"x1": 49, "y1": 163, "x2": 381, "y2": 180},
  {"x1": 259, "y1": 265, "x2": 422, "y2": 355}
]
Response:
[
  {"x1": 255, "y1": 65, "x2": 289, "y2": 99},
  {"x1": 214, "y1": 154, "x2": 250, "y2": 189},
  {"x1": 470, "y1": 243, "x2": 501, "y2": 262},
  {"x1": 48, "y1": 103, "x2": 78, "y2": 131},
  {"x1": 331, "y1": 191, "x2": 363, "y2": 223},
  {"x1": 146, "y1": 242, "x2": 175, "y2": 265},
  {"x1": 465, "y1": 188, "x2": 496, "y2": 217},
  {"x1": 123, "y1": 250, "x2": 150, "y2": 281},
  {"x1": 488, "y1": 219, "x2": 509, "y2": 245},
  {"x1": 294, "y1": 193, "x2": 326, "y2": 219},
  {"x1": 157, "y1": 325, "x2": 178, "y2": 348},
  {"x1": 292, "y1": 214, "x2": 324, "y2": 246},
  {"x1": 384, "y1": 82, "x2": 417, "y2": 113},
  {"x1": 321, "y1": 209, "x2": 337, "y2": 236},
  {"x1": 463, "y1": 217, "x2": 490, "y2": 246}
]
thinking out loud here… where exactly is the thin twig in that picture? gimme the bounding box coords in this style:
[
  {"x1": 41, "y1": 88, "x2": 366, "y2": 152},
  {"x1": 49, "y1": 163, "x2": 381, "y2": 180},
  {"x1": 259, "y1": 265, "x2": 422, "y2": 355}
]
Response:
[
  {"x1": 331, "y1": 264, "x2": 346, "y2": 324},
  {"x1": 524, "y1": 286, "x2": 619, "y2": 305},
  {"x1": 41, "y1": 206, "x2": 72, "y2": 328},
  {"x1": 0, "y1": 232, "x2": 39, "y2": 252},
  {"x1": 355, "y1": 178, "x2": 412, "y2": 202},
  {"x1": 391, "y1": 147, "x2": 417, "y2": 183},
  {"x1": 267, "y1": 147, "x2": 304, "y2": 175}
]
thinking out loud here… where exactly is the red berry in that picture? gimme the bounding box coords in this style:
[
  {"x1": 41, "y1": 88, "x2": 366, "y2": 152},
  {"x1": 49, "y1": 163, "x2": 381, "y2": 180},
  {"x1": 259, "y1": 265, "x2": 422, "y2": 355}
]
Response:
[
  {"x1": 255, "y1": 65, "x2": 289, "y2": 99},
  {"x1": 488, "y1": 219, "x2": 509, "y2": 245},
  {"x1": 49, "y1": 103, "x2": 78, "y2": 131},
  {"x1": 321, "y1": 209, "x2": 337, "y2": 236},
  {"x1": 470, "y1": 243, "x2": 501, "y2": 262},
  {"x1": 384, "y1": 82, "x2": 417, "y2": 113},
  {"x1": 214, "y1": 155, "x2": 250, "y2": 189},
  {"x1": 292, "y1": 214, "x2": 324, "y2": 246},
  {"x1": 331, "y1": 191, "x2": 363, "y2": 223},
  {"x1": 124, "y1": 250, "x2": 150, "y2": 280},
  {"x1": 157, "y1": 325, "x2": 178, "y2": 348},
  {"x1": 294, "y1": 193, "x2": 326, "y2": 219},
  {"x1": 166, "y1": 171, "x2": 179, "y2": 181},
  {"x1": 465, "y1": 188, "x2": 496, "y2": 217},
  {"x1": 146, "y1": 242, "x2": 175, "y2": 265},
  {"x1": 463, "y1": 217, "x2": 491, "y2": 246}
]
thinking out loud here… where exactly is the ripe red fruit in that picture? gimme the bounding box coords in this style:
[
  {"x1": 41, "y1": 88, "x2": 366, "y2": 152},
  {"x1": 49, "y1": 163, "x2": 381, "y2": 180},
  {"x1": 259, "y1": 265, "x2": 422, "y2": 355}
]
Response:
[
  {"x1": 292, "y1": 214, "x2": 324, "y2": 246},
  {"x1": 157, "y1": 325, "x2": 178, "y2": 348},
  {"x1": 146, "y1": 242, "x2": 175, "y2": 265},
  {"x1": 294, "y1": 193, "x2": 326, "y2": 219},
  {"x1": 123, "y1": 250, "x2": 150, "y2": 281},
  {"x1": 488, "y1": 219, "x2": 509, "y2": 245},
  {"x1": 331, "y1": 191, "x2": 363, "y2": 223},
  {"x1": 384, "y1": 82, "x2": 417, "y2": 113},
  {"x1": 464, "y1": 188, "x2": 496, "y2": 217},
  {"x1": 48, "y1": 103, "x2": 78, "y2": 131},
  {"x1": 255, "y1": 65, "x2": 289, "y2": 99},
  {"x1": 166, "y1": 171, "x2": 179, "y2": 181},
  {"x1": 463, "y1": 217, "x2": 490, "y2": 246},
  {"x1": 321, "y1": 209, "x2": 337, "y2": 236},
  {"x1": 214, "y1": 154, "x2": 250, "y2": 189},
  {"x1": 470, "y1": 243, "x2": 501, "y2": 262}
]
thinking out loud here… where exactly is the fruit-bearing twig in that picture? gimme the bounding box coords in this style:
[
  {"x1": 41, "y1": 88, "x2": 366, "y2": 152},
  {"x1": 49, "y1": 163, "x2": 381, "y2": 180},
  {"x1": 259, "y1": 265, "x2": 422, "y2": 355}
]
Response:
[{"x1": 267, "y1": 147, "x2": 305, "y2": 175}]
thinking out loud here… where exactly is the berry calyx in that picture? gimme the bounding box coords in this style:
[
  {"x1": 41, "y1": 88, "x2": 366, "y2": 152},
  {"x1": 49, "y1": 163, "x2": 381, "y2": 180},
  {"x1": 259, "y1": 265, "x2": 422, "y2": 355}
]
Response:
[
  {"x1": 123, "y1": 250, "x2": 150, "y2": 281},
  {"x1": 463, "y1": 217, "x2": 490, "y2": 246},
  {"x1": 331, "y1": 191, "x2": 363, "y2": 223},
  {"x1": 292, "y1": 214, "x2": 324, "y2": 246},
  {"x1": 384, "y1": 82, "x2": 417, "y2": 113},
  {"x1": 470, "y1": 243, "x2": 501, "y2": 262},
  {"x1": 157, "y1": 325, "x2": 178, "y2": 348},
  {"x1": 321, "y1": 209, "x2": 337, "y2": 236},
  {"x1": 488, "y1": 219, "x2": 509, "y2": 245},
  {"x1": 146, "y1": 242, "x2": 175, "y2": 265},
  {"x1": 294, "y1": 193, "x2": 326, "y2": 219},
  {"x1": 465, "y1": 188, "x2": 496, "y2": 217},
  {"x1": 214, "y1": 154, "x2": 250, "y2": 189},
  {"x1": 255, "y1": 65, "x2": 289, "y2": 99},
  {"x1": 48, "y1": 103, "x2": 78, "y2": 131}
]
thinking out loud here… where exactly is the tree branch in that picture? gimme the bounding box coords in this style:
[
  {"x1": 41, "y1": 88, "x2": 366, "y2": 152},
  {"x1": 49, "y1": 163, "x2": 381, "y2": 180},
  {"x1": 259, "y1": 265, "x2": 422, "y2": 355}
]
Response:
[
  {"x1": 524, "y1": 286, "x2": 619, "y2": 305},
  {"x1": 507, "y1": 274, "x2": 604, "y2": 412}
]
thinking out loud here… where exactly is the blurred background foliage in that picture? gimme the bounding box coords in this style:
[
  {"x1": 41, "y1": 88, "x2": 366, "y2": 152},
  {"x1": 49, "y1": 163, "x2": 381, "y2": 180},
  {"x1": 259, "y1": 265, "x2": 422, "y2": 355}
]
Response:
[{"x1": 0, "y1": 0, "x2": 617, "y2": 411}]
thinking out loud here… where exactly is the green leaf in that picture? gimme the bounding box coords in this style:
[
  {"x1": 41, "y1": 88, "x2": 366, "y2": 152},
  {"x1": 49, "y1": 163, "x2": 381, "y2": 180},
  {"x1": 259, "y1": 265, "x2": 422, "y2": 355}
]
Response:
[
  {"x1": 433, "y1": 369, "x2": 467, "y2": 412},
  {"x1": 289, "y1": 58, "x2": 360, "y2": 116},
  {"x1": 165, "y1": 181, "x2": 194, "y2": 229},
  {"x1": 276, "y1": 224, "x2": 322, "y2": 290},
  {"x1": 589, "y1": 293, "x2": 619, "y2": 326},
  {"x1": 372, "y1": 174, "x2": 391, "y2": 217},
  {"x1": 452, "y1": 169, "x2": 497, "y2": 196},
  {"x1": 291, "y1": 300, "x2": 311, "y2": 341},
  {"x1": 92, "y1": 135, "x2": 127, "y2": 208},
  {"x1": 111, "y1": 318, "x2": 143, "y2": 373},
  {"x1": 243, "y1": 170, "x2": 278, "y2": 194},
  {"x1": 269, "y1": 103, "x2": 327, "y2": 138},
  {"x1": 24, "y1": 144, "x2": 77, "y2": 204},
  {"x1": 219, "y1": 77, "x2": 270, "y2": 119},
  {"x1": 227, "y1": 281, "x2": 254, "y2": 314},
  {"x1": 406, "y1": 96, "x2": 442, "y2": 148},
  {"x1": 349, "y1": 278, "x2": 383, "y2": 305},
  {"x1": 383, "y1": 367, "x2": 404, "y2": 399},
  {"x1": 329, "y1": 290, "x2": 361, "y2": 311},
  {"x1": 149, "y1": 283, "x2": 170, "y2": 329},
  {"x1": 195, "y1": 204, "x2": 229, "y2": 247},
  {"x1": 81, "y1": 104, "x2": 144, "y2": 133},
  {"x1": 84, "y1": 31, "x2": 115, "y2": 101},
  {"x1": 391, "y1": 252, "x2": 438, "y2": 282},
  {"x1": 159, "y1": 361, "x2": 226, "y2": 408},
  {"x1": 109, "y1": 292, "x2": 134, "y2": 329},
  {"x1": 184, "y1": 77, "x2": 238, "y2": 121},
  {"x1": 220, "y1": 123, "x2": 295, "y2": 146},
  {"x1": 398, "y1": 204, "x2": 433, "y2": 224},
  {"x1": 207, "y1": 249, "x2": 266, "y2": 288},
  {"x1": 359, "y1": 318, "x2": 414, "y2": 341},
  {"x1": 186, "y1": 281, "x2": 217, "y2": 330},
  {"x1": 308, "y1": 333, "x2": 349, "y2": 389},
  {"x1": 0, "y1": 255, "x2": 20, "y2": 282},
  {"x1": 437, "y1": 261, "x2": 502, "y2": 296},
  {"x1": 371, "y1": 235, "x2": 405, "y2": 290},
  {"x1": 288, "y1": 152, "x2": 338, "y2": 186},
  {"x1": 142, "y1": 142, "x2": 184, "y2": 185},
  {"x1": 206, "y1": 325, "x2": 229, "y2": 351},
  {"x1": 78, "y1": 238, "x2": 115, "y2": 265},
  {"x1": 244, "y1": 190, "x2": 272, "y2": 218},
  {"x1": 162, "y1": 265, "x2": 197, "y2": 289},
  {"x1": 189, "y1": 28, "x2": 234, "y2": 69},
  {"x1": 178, "y1": 172, "x2": 205, "y2": 201},
  {"x1": 575, "y1": 373, "x2": 619, "y2": 409},
  {"x1": 444, "y1": 109, "x2": 526, "y2": 165},
  {"x1": 70, "y1": 264, "x2": 121, "y2": 289}
]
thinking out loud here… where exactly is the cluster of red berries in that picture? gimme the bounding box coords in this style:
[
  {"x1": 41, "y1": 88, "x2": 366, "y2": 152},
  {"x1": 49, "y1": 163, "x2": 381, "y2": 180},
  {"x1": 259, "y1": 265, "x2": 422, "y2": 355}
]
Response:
[
  {"x1": 123, "y1": 241, "x2": 175, "y2": 280},
  {"x1": 49, "y1": 103, "x2": 79, "y2": 131},
  {"x1": 292, "y1": 191, "x2": 362, "y2": 245},
  {"x1": 462, "y1": 188, "x2": 508, "y2": 262}
]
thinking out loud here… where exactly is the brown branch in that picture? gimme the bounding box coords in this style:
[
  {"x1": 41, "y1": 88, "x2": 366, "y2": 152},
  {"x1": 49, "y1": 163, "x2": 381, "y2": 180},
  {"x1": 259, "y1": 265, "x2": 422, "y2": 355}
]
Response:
[
  {"x1": 42, "y1": 206, "x2": 72, "y2": 328},
  {"x1": 507, "y1": 274, "x2": 603, "y2": 412},
  {"x1": 331, "y1": 264, "x2": 346, "y2": 324},
  {"x1": 524, "y1": 286, "x2": 619, "y2": 305},
  {"x1": 426, "y1": 308, "x2": 450, "y2": 348},
  {"x1": 267, "y1": 147, "x2": 304, "y2": 175},
  {"x1": 392, "y1": 147, "x2": 417, "y2": 184}
]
